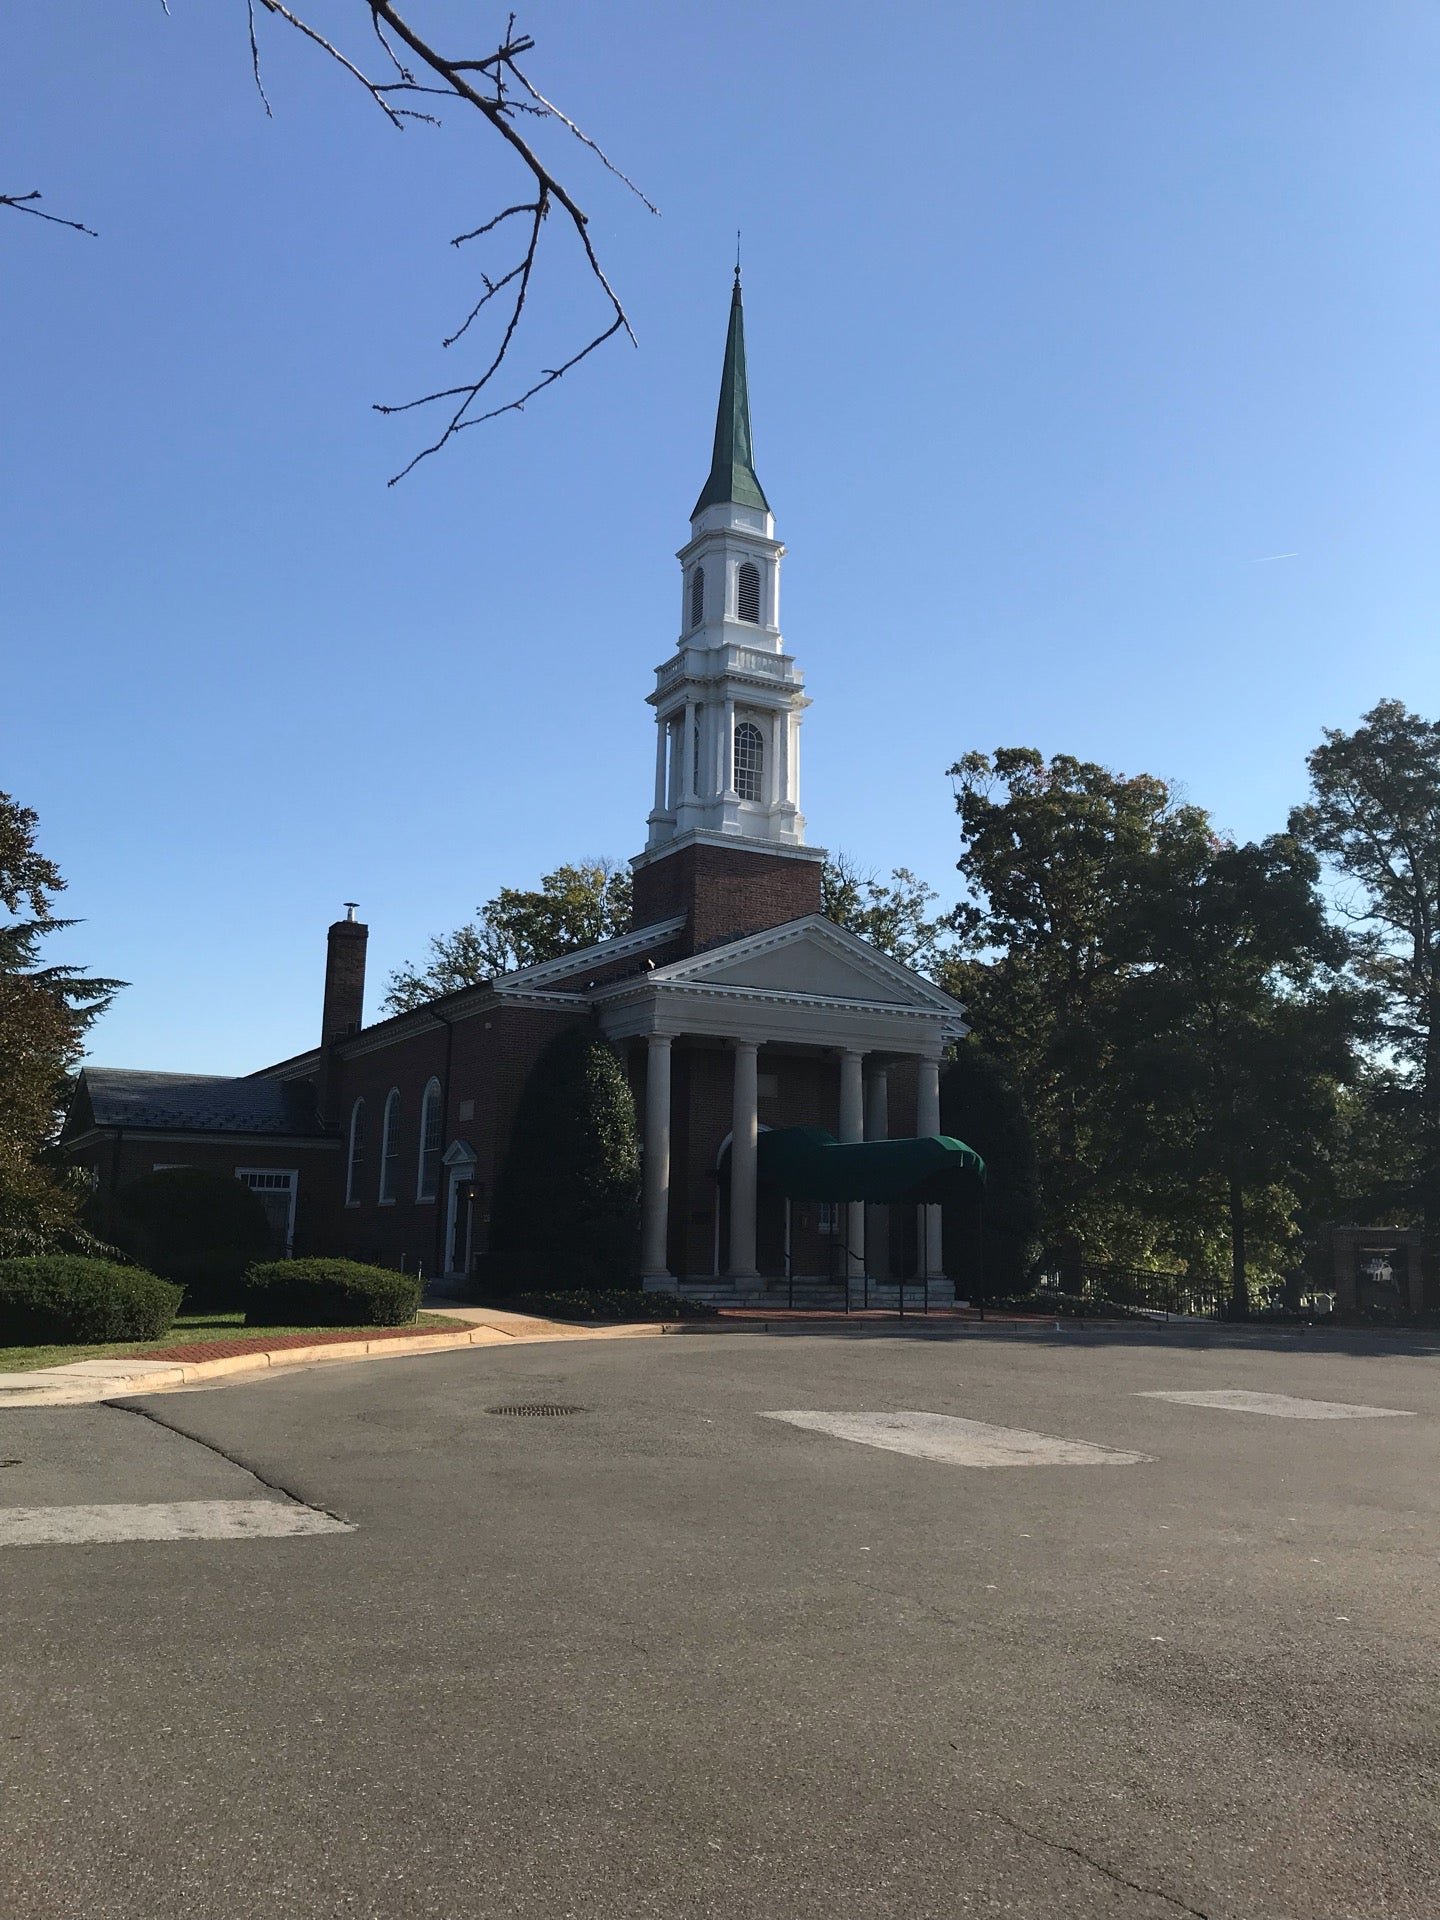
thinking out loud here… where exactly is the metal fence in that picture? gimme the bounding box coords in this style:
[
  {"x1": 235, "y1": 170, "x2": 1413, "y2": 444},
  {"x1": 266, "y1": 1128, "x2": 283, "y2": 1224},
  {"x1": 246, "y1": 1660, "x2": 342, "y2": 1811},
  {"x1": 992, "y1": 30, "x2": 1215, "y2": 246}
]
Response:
[{"x1": 1038, "y1": 1265, "x2": 1227, "y2": 1321}]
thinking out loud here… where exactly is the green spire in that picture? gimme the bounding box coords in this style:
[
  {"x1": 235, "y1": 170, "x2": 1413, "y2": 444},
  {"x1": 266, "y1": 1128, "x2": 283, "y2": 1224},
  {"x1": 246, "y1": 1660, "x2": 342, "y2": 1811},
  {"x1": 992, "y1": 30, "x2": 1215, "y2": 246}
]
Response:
[{"x1": 692, "y1": 271, "x2": 770, "y2": 518}]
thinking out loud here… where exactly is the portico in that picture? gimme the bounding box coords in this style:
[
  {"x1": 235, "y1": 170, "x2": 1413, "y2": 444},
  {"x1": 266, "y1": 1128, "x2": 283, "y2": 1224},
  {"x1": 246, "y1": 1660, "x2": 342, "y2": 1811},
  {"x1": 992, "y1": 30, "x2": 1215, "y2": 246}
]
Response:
[{"x1": 595, "y1": 915, "x2": 968, "y2": 1301}]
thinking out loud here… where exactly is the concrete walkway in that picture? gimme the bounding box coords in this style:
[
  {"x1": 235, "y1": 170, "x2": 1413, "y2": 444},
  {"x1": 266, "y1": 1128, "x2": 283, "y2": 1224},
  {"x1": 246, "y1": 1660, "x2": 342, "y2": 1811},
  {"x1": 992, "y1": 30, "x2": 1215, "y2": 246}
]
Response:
[{"x1": 0, "y1": 1305, "x2": 676, "y2": 1409}]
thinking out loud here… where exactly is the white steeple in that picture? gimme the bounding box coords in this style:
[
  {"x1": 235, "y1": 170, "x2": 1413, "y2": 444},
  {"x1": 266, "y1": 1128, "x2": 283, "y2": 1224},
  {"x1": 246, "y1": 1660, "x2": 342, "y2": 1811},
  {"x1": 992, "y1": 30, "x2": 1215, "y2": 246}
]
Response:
[{"x1": 643, "y1": 273, "x2": 811, "y2": 856}]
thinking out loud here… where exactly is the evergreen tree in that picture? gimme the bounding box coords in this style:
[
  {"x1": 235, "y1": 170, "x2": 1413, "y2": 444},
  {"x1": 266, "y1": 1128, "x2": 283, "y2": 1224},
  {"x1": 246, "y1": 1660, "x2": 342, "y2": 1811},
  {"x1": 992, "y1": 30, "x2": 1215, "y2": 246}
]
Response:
[
  {"x1": 0, "y1": 793, "x2": 122, "y2": 1255},
  {"x1": 939, "y1": 1044, "x2": 1040, "y2": 1295},
  {"x1": 489, "y1": 1025, "x2": 641, "y2": 1285}
]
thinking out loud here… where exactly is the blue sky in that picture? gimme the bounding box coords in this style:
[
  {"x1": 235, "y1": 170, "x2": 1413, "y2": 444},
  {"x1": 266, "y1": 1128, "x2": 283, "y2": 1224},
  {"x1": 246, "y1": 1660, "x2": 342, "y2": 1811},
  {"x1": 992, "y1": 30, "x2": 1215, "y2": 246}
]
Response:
[{"x1": 7, "y1": 2, "x2": 1439, "y2": 1074}]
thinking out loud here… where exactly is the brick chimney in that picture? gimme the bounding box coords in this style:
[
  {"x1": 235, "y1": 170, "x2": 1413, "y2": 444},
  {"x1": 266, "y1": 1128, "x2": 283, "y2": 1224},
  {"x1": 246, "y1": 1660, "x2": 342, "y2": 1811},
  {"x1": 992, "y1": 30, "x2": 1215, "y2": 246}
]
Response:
[{"x1": 321, "y1": 905, "x2": 368, "y2": 1047}]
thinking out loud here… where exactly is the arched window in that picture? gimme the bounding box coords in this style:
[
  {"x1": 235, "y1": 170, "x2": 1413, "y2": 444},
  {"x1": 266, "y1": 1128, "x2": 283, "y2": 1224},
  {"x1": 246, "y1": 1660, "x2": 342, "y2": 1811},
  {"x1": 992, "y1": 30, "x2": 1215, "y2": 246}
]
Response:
[
  {"x1": 379, "y1": 1089, "x2": 401, "y2": 1203},
  {"x1": 689, "y1": 567, "x2": 705, "y2": 629},
  {"x1": 692, "y1": 710, "x2": 703, "y2": 795},
  {"x1": 736, "y1": 560, "x2": 761, "y2": 624},
  {"x1": 417, "y1": 1078, "x2": 443, "y2": 1201},
  {"x1": 733, "y1": 719, "x2": 764, "y2": 802},
  {"x1": 345, "y1": 1098, "x2": 366, "y2": 1206}
]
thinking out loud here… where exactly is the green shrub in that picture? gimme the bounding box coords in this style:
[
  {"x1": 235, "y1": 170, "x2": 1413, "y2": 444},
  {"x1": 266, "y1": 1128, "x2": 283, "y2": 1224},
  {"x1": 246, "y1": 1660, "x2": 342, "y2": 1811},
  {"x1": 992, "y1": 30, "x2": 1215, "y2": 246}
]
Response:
[
  {"x1": 988, "y1": 1289, "x2": 1142, "y2": 1320},
  {"x1": 511, "y1": 1288, "x2": 716, "y2": 1322},
  {"x1": 242, "y1": 1258, "x2": 421, "y2": 1328},
  {"x1": 0, "y1": 1255, "x2": 182, "y2": 1345},
  {"x1": 108, "y1": 1168, "x2": 274, "y2": 1310},
  {"x1": 489, "y1": 1026, "x2": 640, "y2": 1286}
]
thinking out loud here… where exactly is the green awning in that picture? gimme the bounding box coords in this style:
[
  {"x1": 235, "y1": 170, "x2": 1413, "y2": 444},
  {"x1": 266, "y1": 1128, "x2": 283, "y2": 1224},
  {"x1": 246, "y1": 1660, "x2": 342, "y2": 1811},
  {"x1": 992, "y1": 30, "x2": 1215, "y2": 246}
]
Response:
[{"x1": 755, "y1": 1127, "x2": 985, "y2": 1204}]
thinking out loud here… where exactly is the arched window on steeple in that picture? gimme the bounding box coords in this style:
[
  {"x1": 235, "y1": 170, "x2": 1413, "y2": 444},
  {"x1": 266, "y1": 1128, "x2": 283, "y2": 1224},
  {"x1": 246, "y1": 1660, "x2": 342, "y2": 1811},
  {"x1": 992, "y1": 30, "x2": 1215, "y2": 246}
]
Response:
[
  {"x1": 737, "y1": 560, "x2": 761, "y2": 624},
  {"x1": 693, "y1": 711, "x2": 703, "y2": 795},
  {"x1": 690, "y1": 567, "x2": 705, "y2": 629},
  {"x1": 733, "y1": 720, "x2": 764, "y2": 802}
]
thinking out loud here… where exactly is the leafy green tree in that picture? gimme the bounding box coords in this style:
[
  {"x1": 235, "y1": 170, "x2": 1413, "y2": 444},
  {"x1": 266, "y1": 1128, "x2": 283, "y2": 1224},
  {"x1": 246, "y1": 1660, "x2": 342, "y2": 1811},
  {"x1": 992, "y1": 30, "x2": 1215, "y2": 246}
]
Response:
[
  {"x1": 936, "y1": 748, "x2": 1213, "y2": 1284},
  {"x1": 488, "y1": 1025, "x2": 641, "y2": 1285},
  {"x1": 1290, "y1": 700, "x2": 1440, "y2": 1298},
  {"x1": 0, "y1": 793, "x2": 122, "y2": 1256},
  {"x1": 821, "y1": 854, "x2": 950, "y2": 973},
  {"x1": 1104, "y1": 835, "x2": 1363, "y2": 1316},
  {"x1": 938, "y1": 1044, "x2": 1041, "y2": 1295},
  {"x1": 386, "y1": 860, "x2": 632, "y2": 1011}
]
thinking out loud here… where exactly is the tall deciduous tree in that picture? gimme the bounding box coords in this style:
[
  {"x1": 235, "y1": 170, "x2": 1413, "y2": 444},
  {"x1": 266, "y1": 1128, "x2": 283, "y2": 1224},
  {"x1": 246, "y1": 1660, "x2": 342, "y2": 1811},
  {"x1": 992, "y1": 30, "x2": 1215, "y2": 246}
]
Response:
[
  {"x1": 386, "y1": 860, "x2": 632, "y2": 1010},
  {"x1": 937, "y1": 748, "x2": 1213, "y2": 1283},
  {"x1": 1105, "y1": 835, "x2": 1363, "y2": 1316},
  {"x1": 821, "y1": 855, "x2": 949, "y2": 973},
  {"x1": 1290, "y1": 700, "x2": 1440, "y2": 1300},
  {"x1": 0, "y1": 793, "x2": 122, "y2": 1254}
]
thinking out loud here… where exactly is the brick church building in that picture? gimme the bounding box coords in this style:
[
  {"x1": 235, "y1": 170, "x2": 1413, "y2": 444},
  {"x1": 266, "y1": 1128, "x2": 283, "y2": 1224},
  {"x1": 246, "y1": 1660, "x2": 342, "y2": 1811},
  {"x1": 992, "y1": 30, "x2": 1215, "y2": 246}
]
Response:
[{"x1": 62, "y1": 278, "x2": 972, "y2": 1303}]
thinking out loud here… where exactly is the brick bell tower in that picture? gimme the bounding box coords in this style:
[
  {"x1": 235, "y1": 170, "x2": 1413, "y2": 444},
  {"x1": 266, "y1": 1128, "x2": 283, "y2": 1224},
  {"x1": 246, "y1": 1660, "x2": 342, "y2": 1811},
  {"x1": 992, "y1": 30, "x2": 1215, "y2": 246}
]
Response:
[{"x1": 630, "y1": 269, "x2": 825, "y2": 953}]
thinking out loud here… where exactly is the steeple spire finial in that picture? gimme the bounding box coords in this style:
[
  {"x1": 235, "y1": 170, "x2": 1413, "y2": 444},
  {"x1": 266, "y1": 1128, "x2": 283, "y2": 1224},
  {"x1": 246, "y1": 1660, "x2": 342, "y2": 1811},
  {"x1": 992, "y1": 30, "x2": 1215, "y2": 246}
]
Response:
[{"x1": 692, "y1": 268, "x2": 769, "y2": 518}]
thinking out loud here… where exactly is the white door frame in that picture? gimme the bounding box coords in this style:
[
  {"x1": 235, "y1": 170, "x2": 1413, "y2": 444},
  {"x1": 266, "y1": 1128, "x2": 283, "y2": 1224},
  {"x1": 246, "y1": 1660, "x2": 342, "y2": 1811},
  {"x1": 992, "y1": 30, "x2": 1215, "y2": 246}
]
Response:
[{"x1": 441, "y1": 1142, "x2": 478, "y2": 1279}]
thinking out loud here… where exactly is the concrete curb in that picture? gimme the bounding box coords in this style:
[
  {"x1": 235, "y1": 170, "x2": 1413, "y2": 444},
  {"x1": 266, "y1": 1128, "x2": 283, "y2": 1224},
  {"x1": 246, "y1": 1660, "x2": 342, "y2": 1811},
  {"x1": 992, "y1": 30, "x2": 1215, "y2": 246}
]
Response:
[{"x1": 0, "y1": 1317, "x2": 681, "y2": 1409}]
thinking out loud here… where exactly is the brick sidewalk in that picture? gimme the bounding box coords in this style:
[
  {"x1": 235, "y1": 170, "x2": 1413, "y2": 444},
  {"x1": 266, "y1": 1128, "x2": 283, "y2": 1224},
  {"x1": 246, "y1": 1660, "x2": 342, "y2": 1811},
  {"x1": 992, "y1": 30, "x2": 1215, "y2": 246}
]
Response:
[{"x1": 144, "y1": 1325, "x2": 456, "y2": 1363}]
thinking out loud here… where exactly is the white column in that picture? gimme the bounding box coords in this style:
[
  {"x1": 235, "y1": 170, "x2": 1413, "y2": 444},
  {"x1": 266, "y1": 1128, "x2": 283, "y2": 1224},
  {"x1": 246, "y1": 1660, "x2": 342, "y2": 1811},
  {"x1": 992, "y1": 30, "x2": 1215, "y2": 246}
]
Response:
[
  {"x1": 767, "y1": 711, "x2": 782, "y2": 808},
  {"x1": 729, "y1": 1040, "x2": 760, "y2": 1281},
  {"x1": 839, "y1": 1048, "x2": 865, "y2": 1282},
  {"x1": 778, "y1": 705, "x2": 792, "y2": 810},
  {"x1": 641, "y1": 1036, "x2": 673, "y2": 1284},
  {"x1": 681, "y1": 699, "x2": 696, "y2": 803},
  {"x1": 865, "y1": 1062, "x2": 890, "y2": 1285},
  {"x1": 722, "y1": 698, "x2": 737, "y2": 798},
  {"x1": 916, "y1": 1055, "x2": 944, "y2": 1285},
  {"x1": 652, "y1": 717, "x2": 668, "y2": 815}
]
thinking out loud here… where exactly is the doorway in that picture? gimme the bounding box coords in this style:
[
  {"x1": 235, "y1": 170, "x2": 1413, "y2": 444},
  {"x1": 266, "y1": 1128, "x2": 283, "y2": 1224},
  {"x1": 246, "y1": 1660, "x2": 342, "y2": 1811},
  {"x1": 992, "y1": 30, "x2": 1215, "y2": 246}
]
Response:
[{"x1": 445, "y1": 1169, "x2": 476, "y2": 1280}]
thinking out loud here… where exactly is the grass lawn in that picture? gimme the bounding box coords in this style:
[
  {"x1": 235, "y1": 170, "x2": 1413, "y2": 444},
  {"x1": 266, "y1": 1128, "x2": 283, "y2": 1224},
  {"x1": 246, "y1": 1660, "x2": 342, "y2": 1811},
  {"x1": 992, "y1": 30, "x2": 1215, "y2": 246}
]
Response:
[{"x1": 0, "y1": 1310, "x2": 459, "y2": 1374}]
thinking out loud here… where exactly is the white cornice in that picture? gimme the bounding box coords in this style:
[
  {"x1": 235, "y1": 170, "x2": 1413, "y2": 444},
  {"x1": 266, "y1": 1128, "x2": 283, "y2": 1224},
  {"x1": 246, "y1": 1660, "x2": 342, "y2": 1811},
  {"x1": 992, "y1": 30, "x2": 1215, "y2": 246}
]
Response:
[
  {"x1": 629, "y1": 832, "x2": 827, "y2": 873},
  {"x1": 490, "y1": 915, "x2": 685, "y2": 991}
]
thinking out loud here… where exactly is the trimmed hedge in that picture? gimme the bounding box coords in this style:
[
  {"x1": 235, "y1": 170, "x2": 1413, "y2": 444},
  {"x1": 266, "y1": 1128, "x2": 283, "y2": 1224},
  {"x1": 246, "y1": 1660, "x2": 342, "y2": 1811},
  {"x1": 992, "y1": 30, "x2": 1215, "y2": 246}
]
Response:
[
  {"x1": 108, "y1": 1168, "x2": 274, "y2": 1310},
  {"x1": 242, "y1": 1259, "x2": 421, "y2": 1328},
  {"x1": 0, "y1": 1256, "x2": 182, "y2": 1345},
  {"x1": 511, "y1": 1288, "x2": 717, "y2": 1323}
]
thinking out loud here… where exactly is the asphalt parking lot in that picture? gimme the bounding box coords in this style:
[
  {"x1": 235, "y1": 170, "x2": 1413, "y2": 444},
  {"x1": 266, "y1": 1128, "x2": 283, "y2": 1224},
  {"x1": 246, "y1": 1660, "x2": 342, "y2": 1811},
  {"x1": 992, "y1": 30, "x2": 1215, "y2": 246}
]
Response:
[{"x1": 1, "y1": 1325, "x2": 1437, "y2": 1919}]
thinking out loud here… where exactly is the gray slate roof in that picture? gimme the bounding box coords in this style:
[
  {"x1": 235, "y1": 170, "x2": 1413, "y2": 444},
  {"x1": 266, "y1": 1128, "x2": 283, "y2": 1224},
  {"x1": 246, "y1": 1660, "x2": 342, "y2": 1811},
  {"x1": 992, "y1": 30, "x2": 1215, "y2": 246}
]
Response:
[{"x1": 77, "y1": 1069, "x2": 326, "y2": 1138}]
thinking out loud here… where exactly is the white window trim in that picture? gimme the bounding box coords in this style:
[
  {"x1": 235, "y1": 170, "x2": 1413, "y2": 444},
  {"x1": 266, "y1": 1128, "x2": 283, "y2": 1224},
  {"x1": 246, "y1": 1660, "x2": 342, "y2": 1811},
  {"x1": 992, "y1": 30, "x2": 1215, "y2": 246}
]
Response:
[
  {"x1": 235, "y1": 1167, "x2": 299, "y2": 1256},
  {"x1": 379, "y1": 1087, "x2": 401, "y2": 1206},
  {"x1": 416, "y1": 1077, "x2": 443, "y2": 1203},
  {"x1": 345, "y1": 1098, "x2": 366, "y2": 1206}
]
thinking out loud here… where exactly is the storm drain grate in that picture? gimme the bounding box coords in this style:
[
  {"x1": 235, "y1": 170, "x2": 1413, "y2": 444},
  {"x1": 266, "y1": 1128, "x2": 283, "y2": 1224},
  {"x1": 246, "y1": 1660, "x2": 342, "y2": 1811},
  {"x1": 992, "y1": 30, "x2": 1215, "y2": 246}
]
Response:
[{"x1": 485, "y1": 1403, "x2": 586, "y2": 1418}]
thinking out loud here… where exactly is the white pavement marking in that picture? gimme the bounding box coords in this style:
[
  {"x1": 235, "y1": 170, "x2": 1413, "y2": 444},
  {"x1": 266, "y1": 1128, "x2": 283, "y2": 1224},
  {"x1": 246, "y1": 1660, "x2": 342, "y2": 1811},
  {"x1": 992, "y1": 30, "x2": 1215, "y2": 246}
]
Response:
[
  {"x1": 762, "y1": 1410, "x2": 1147, "y2": 1468},
  {"x1": 1136, "y1": 1390, "x2": 1415, "y2": 1420},
  {"x1": 0, "y1": 1500, "x2": 355, "y2": 1547}
]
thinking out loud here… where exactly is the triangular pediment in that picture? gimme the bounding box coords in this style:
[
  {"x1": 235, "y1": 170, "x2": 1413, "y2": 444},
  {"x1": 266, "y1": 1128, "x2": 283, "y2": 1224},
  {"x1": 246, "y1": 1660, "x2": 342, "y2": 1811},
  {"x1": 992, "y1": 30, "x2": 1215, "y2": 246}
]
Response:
[{"x1": 650, "y1": 917, "x2": 964, "y2": 1013}]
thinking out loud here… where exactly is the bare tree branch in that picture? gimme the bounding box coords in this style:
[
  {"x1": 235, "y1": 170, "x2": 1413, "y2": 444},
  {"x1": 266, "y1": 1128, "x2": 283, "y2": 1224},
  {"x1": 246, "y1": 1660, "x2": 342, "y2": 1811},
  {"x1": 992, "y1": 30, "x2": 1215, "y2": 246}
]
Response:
[
  {"x1": 243, "y1": 3, "x2": 652, "y2": 480},
  {"x1": 0, "y1": 191, "x2": 97, "y2": 238},
  {"x1": 12, "y1": 6, "x2": 654, "y2": 482}
]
